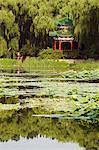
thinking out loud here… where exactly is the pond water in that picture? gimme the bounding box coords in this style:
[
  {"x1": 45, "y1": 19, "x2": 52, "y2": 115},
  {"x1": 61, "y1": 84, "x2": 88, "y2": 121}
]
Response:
[
  {"x1": 0, "y1": 70, "x2": 99, "y2": 150},
  {"x1": 0, "y1": 138, "x2": 85, "y2": 150}
]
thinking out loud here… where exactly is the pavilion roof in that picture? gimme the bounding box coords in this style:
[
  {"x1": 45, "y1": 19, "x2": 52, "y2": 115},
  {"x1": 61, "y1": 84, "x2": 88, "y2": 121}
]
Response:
[
  {"x1": 49, "y1": 18, "x2": 74, "y2": 37},
  {"x1": 55, "y1": 18, "x2": 73, "y2": 26},
  {"x1": 49, "y1": 29, "x2": 74, "y2": 37}
]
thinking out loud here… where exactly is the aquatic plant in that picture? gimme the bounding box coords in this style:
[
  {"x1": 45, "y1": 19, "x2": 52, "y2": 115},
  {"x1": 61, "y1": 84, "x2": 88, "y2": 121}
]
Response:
[{"x1": 0, "y1": 71, "x2": 98, "y2": 120}]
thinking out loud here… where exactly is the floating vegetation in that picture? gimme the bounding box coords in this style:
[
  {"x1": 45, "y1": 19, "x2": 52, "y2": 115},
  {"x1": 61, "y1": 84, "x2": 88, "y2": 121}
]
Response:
[
  {"x1": 0, "y1": 69, "x2": 98, "y2": 150},
  {"x1": 0, "y1": 70, "x2": 98, "y2": 120},
  {"x1": 63, "y1": 70, "x2": 99, "y2": 82}
]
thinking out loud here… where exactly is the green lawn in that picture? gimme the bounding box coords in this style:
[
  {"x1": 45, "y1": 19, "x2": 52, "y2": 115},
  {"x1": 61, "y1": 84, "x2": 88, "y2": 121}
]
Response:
[{"x1": 0, "y1": 58, "x2": 99, "y2": 72}]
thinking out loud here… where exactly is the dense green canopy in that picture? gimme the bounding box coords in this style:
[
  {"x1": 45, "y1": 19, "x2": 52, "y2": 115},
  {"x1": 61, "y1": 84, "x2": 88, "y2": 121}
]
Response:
[{"x1": 0, "y1": 0, "x2": 98, "y2": 58}]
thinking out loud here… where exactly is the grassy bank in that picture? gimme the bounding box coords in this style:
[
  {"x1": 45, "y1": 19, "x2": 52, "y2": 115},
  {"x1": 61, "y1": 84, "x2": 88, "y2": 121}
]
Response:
[
  {"x1": 0, "y1": 58, "x2": 21, "y2": 71},
  {"x1": 0, "y1": 58, "x2": 99, "y2": 72}
]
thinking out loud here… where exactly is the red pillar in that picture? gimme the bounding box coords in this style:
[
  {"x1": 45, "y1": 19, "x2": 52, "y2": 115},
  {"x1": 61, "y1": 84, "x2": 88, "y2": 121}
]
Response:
[
  {"x1": 70, "y1": 40, "x2": 73, "y2": 51},
  {"x1": 59, "y1": 40, "x2": 62, "y2": 52},
  {"x1": 53, "y1": 40, "x2": 56, "y2": 52}
]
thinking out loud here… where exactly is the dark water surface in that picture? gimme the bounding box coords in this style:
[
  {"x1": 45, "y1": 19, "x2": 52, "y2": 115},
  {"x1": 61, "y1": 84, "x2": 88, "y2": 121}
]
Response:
[{"x1": 0, "y1": 70, "x2": 99, "y2": 150}]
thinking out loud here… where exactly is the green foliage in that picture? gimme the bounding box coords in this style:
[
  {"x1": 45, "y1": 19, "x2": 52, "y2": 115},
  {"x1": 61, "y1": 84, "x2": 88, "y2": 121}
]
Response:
[
  {"x1": 67, "y1": 0, "x2": 99, "y2": 52},
  {"x1": 0, "y1": 36, "x2": 7, "y2": 57},
  {"x1": 8, "y1": 24, "x2": 20, "y2": 40},
  {"x1": 63, "y1": 70, "x2": 99, "y2": 80},
  {"x1": 38, "y1": 49, "x2": 65, "y2": 59},
  {"x1": 20, "y1": 42, "x2": 40, "y2": 57},
  {"x1": 0, "y1": 70, "x2": 98, "y2": 119},
  {"x1": 0, "y1": 0, "x2": 98, "y2": 58},
  {"x1": 63, "y1": 50, "x2": 80, "y2": 59},
  {"x1": 9, "y1": 38, "x2": 19, "y2": 51},
  {"x1": 0, "y1": 9, "x2": 15, "y2": 29}
]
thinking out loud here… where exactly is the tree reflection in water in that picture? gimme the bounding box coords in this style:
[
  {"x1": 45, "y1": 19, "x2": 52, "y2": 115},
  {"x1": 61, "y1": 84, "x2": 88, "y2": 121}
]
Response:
[{"x1": 0, "y1": 108, "x2": 98, "y2": 150}]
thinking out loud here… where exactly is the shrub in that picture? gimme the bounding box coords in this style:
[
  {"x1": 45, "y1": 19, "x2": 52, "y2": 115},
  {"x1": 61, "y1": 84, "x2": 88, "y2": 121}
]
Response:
[
  {"x1": 20, "y1": 43, "x2": 40, "y2": 57},
  {"x1": 38, "y1": 48, "x2": 65, "y2": 59},
  {"x1": 63, "y1": 49, "x2": 80, "y2": 59}
]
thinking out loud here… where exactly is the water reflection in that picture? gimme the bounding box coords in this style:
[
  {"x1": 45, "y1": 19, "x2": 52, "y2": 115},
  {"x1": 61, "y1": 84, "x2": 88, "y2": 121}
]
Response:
[
  {"x1": 0, "y1": 108, "x2": 98, "y2": 150},
  {"x1": 0, "y1": 137, "x2": 85, "y2": 150}
]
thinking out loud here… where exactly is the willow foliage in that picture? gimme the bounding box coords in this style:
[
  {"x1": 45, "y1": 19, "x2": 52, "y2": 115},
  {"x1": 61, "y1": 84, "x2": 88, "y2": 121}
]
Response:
[
  {"x1": 0, "y1": 36, "x2": 7, "y2": 56},
  {"x1": 0, "y1": 0, "x2": 98, "y2": 57}
]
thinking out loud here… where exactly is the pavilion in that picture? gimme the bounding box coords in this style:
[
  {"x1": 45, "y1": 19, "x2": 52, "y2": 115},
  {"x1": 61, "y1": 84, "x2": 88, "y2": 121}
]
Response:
[{"x1": 49, "y1": 18, "x2": 77, "y2": 52}]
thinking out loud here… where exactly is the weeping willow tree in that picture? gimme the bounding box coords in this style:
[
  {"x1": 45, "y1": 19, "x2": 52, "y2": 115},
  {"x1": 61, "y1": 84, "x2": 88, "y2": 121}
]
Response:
[
  {"x1": 61, "y1": 0, "x2": 99, "y2": 57},
  {"x1": 0, "y1": 0, "x2": 98, "y2": 58}
]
